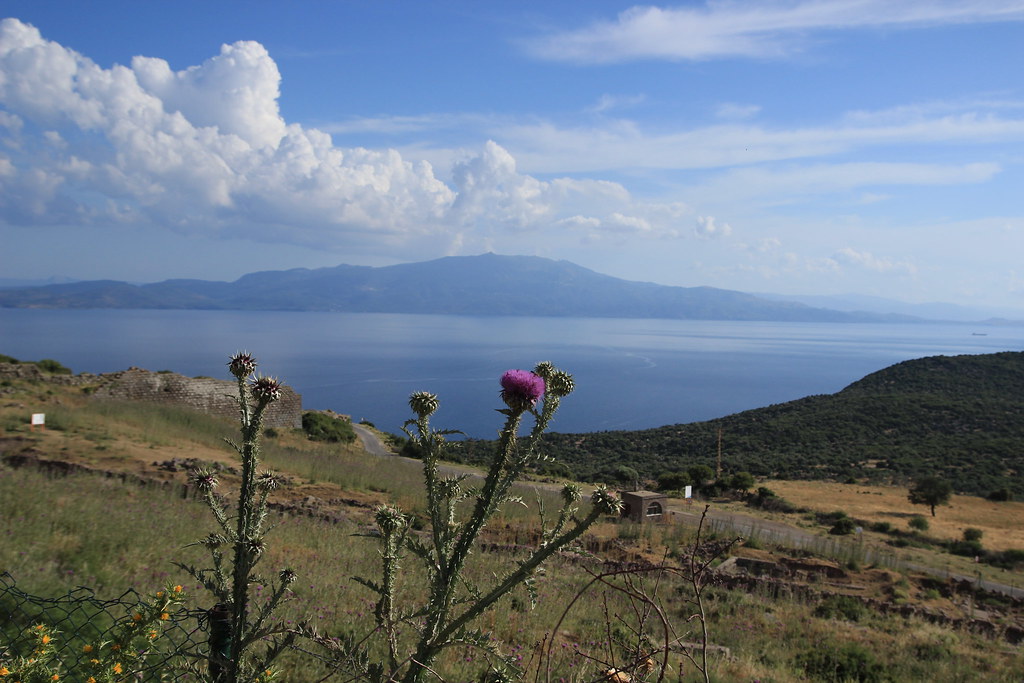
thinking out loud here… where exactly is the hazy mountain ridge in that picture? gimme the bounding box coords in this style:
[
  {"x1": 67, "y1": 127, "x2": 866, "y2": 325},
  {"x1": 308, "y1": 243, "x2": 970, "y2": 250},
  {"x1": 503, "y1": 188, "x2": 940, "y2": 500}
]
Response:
[{"x1": 0, "y1": 254, "x2": 921, "y2": 322}]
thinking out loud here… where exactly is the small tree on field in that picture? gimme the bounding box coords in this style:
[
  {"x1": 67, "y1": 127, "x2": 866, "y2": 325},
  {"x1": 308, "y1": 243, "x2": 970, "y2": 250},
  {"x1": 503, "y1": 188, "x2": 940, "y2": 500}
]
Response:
[{"x1": 908, "y1": 476, "x2": 952, "y2": 517}]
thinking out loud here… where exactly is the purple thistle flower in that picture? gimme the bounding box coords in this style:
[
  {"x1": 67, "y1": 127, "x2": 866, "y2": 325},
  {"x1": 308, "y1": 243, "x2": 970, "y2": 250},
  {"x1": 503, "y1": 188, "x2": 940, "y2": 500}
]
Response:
[{"x1": 500, "y1": 369, "x2": 545, "y2": 411}]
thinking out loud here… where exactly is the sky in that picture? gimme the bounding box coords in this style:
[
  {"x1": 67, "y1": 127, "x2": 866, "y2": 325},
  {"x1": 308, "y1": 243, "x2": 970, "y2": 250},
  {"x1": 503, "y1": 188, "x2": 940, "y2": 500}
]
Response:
[{"x1": 1, "y1": 1, "x2": 1024, "y2": 310}]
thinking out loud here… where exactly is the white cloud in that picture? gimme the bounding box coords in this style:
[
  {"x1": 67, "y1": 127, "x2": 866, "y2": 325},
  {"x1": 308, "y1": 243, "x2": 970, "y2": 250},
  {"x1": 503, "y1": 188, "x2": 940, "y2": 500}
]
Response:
[
  {"x1": 690, "y1": 161, "x2": 1002, "y2": 204},
  {"x1": 715, "y1": 103, "x2": 761, "y2": 120},
  {"x1": 830, "y1": 247, "x2": 917, "y2": 275},
  {"x1": 527, "y1": 1, "x2": 1024, "y2": 63},
  {"x1": 586, "y1": 93, "x2": 647, "y2": 114},
  {"x1": 0, "y1": 19, "x2": 696, "y2": 258},
  {"x1": 498, "y1": 113, "x2": 1024, "y2": 174},
  {"x1": 695, "y1": 215, "x2": 732, "y2": 238}
]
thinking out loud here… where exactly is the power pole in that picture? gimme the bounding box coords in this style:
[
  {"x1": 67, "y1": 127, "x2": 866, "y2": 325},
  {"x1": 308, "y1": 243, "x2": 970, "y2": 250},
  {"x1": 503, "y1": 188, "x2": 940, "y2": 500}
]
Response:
[{"x1": 716, "y1": 427, "x2": 723, "y2": 478}]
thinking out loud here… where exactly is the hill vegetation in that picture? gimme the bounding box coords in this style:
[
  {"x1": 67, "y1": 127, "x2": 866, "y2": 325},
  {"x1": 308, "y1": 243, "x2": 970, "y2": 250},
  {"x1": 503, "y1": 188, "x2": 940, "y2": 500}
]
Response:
[{"x1": 457, "y1": 351, "x2": 1024, "y2": 497}]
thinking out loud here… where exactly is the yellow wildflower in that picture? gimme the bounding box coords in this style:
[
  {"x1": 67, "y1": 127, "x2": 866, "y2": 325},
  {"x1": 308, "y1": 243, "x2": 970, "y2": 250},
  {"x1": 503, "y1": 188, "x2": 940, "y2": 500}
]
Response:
[
  {"x1": 173, "y1": 585, "x2": 183, "y2": 593},
  {"x1": 111, "y1": 644, "x2": 120, "y2": 651},
  {"x1": 156, "y1": 591, "x2": 164, "y2": 598},
  {"x1": 51, "y1": 675, "x2": 60, "y2": 681},
  {"x1": 112, "y1": 662, "x2": 122, "y2": 674},
  {"x1": 41, "y1": 634, "x2": 51, "y2": 644},
  {"x1": 160, "y1": 612, "x2": 169, "y2": 621},
  {"x1": 0, "y1": 666, "x2": 10, "y2": 675},
  {"x1": 148, "y1": 630, "x2": 158, "y2": 640},
  {"x1": 132, "y1": 613, "x2": 143, "y2": 622},
  {"x1": 82, "y1": 644, "x2": 93, "y2": 653},
  {"x1": 87, "y1": 678, "x2": 96, "y2": 683},
  {"x1": 90, "y1": 659, "x2": 99, "y2": 665}
]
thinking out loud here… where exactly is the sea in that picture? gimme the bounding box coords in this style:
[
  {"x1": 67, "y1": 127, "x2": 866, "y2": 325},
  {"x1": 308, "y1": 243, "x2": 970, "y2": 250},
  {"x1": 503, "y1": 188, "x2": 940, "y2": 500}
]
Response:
[{"x1": 1, "y1": 309, "x2": 1023, "y2": 438}]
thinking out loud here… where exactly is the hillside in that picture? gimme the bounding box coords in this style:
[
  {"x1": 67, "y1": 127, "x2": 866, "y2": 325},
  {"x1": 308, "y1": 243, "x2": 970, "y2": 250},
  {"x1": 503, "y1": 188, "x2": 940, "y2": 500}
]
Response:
[
  {"x1": 458, "y1": 351, "x2": 1024, "y2": 497},
  {"x1": 0, "y1": 253, "x2": 913, "y2": 322}
]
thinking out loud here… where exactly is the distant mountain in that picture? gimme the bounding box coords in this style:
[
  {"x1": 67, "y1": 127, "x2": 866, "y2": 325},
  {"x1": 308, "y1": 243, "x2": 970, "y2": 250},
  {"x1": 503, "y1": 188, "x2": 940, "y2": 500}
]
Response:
[
  {"x1": 757, "y1": 292, "x2": 1024, "y2": 324},
  {"x1": 485, "y1": 351, "x2": 1024, "y2": 497},
  {"x1": 0, "y1": 254, "x2": 918, "y2": 323}
]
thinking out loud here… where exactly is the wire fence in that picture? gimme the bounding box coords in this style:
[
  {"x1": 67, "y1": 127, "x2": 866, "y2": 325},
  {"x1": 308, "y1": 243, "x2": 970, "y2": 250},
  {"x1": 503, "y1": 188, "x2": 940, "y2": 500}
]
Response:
[{"x1": 0, "y1": 571, "x2": 208, "y2": 681}]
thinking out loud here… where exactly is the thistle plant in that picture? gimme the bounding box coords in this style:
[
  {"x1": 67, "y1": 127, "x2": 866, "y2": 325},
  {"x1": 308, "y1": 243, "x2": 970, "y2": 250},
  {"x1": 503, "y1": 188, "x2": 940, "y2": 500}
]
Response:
[
  {"x1": 176, "y1": 352, "x2": 296, "y2": 683},
  {"x1": 336, "y1": 362, "x2": 622, "y2": 682}
]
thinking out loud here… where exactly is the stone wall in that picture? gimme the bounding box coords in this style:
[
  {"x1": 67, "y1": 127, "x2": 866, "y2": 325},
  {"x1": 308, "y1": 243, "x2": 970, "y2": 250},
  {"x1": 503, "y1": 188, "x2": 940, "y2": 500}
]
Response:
[{"x1": 0, "y1": 363, "x2": 302, "y2": 428}]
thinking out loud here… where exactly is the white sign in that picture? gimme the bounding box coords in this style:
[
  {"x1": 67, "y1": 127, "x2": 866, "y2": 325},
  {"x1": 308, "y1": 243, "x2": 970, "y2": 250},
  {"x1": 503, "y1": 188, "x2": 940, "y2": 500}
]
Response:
[
  {"x1": 684, "y1": 485, "x2": 692, "y2": 499},
  {"x1": 31, "y1": 413, "x2": 45, "y2": 425}
]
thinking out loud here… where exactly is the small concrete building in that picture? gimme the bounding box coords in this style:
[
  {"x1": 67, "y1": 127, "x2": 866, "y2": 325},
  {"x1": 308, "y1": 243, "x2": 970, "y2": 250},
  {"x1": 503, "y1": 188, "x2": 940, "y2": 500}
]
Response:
[{"x1": 620, "y1": 490, "x2": 668, "y2": 523}]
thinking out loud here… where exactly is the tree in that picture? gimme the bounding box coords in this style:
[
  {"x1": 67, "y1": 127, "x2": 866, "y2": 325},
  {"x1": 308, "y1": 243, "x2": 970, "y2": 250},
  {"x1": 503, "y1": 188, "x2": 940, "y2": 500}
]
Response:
[{"x1": 908, "y1": 476, "x2": 953, "y2": 516}]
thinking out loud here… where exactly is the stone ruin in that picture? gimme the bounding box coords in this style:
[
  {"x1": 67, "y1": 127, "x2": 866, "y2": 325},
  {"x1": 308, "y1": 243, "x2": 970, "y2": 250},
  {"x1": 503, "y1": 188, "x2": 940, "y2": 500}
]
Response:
[{"x1": 0, "y1": 363, "x2": 302, "y2": 429}]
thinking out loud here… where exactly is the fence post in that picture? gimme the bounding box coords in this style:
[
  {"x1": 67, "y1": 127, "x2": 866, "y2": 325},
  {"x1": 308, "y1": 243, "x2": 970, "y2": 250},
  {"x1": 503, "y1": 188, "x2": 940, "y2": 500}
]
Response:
[{"x1": 207, "y1": 603, "x2": 233, "y2": 681}]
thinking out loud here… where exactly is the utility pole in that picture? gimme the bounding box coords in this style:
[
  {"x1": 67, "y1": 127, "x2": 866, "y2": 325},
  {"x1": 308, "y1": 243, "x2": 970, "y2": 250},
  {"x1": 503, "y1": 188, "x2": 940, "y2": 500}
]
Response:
[{"x1": 716, "y1": 427, "x2": 723, "y2": 478}]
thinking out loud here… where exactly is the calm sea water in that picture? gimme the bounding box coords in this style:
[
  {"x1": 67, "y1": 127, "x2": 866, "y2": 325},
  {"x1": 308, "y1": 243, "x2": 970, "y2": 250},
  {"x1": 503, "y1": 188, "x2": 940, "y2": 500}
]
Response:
[{"x1": 2, "y1": 309, "x2": 1022, "y2": 438}]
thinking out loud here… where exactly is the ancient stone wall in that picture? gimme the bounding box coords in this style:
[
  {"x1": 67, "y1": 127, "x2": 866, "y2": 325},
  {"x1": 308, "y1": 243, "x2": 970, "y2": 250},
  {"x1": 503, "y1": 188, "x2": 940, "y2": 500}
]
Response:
[
  {"x1": 92, "y1": 368, "x2": 302, "y2": 428},
  {"x1": 0, "y1": 363, "x2": 302, "y2": 428}
]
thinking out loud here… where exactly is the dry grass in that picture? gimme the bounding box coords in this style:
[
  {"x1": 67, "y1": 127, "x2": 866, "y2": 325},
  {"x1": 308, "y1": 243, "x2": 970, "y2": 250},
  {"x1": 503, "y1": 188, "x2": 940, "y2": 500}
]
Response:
[{"x1": 763, "y1": 479, "x2": 1024, "y2": 551}]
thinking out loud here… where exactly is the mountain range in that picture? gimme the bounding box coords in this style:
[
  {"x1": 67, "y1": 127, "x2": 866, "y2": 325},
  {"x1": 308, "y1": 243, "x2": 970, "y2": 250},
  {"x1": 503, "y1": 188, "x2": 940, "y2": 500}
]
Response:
[{"x1": 0, "y1": 253, "x2": 1008, "y2": 323}]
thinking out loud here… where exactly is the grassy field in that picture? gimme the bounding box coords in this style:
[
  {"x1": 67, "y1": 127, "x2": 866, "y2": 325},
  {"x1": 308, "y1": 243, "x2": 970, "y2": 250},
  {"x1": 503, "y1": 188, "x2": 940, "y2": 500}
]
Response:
[
  {"x1": 764, "y1": 479, "x2": 1024, "y2": 551},
  {"x1": 2, "y1": 374, "x2": 1024, "y2": 681}
]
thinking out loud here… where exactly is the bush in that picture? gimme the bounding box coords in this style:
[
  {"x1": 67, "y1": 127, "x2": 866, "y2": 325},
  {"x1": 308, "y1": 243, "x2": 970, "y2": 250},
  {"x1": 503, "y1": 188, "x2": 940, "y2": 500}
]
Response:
[
  {"x1": 870, "y1": 521, "x2": 892, "y2": 534},
  {"x1": 813, "y1": 595, "x2": 867, "y2": 622},
  {"x1": 987, "y1": 487, "x2": 1013, "y2": 502},
  {"x1": 963, "y1": 527, "x2": 983, "y2": 543},
  {"x1": 301, "y1": 411, "x2": 357, "y2": 443},
  {"x1": 657, "y1": 470, "x2": 691, "y2": 491},
  {"x1": 909, "y1": 515, "x2": 930, "y2": 532},
  {"x1": 830, "y1": 517, "x2": 857, "y2": 535},
  {"x1": 796, "y1": 642, "x2": 885, "y2": 682},
  {"x1": 34, "y1": 358, "x2": 72, "y2": 374},
  {"x1": 948, "y1": 540, "x2": 983, "y2": 558}
]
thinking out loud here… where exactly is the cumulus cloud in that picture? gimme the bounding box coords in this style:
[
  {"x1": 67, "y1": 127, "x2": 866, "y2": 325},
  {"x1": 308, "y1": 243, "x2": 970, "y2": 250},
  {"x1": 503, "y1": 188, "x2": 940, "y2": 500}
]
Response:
[
  {"x1": 527, "y1": 1, "x2": 1024, "y2": 63},
  {"x1": 0, "y1": 18, "x2": 697, "y2": 257}
]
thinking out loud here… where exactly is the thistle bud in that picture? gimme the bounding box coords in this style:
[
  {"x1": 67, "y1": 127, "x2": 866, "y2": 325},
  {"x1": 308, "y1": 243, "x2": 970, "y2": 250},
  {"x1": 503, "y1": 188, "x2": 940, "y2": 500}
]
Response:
[
  {"x1": 250, "y1": 375, "x2": 283, "y2": 404},
  {"x1": 256, "y1": 471, "x2": 280, "y2": 492},
  {"x1": 279, "y1": 568, "x2": 297, "y2": 584},
  {"x1": 409, "y1": 391, "x2": 440, "y2": 418},
  {"x1": 374, "y1": 505, "x2": 406, "y2": 535},
  {"x1": 546, "y1": 370, "x2": 575, "y2": 398},
  {"x1": 591, "y1": 486, "x2": 623, "y2": 516},
  {"x1": 190, "y1": 468, "x2": 219, "y2": 492},
  {"x1": 560, "y1": 483, "x2": 582, "y2": 505},
  {"x1": 228, "y1": 352, "x2": 258, "y2": 379}
]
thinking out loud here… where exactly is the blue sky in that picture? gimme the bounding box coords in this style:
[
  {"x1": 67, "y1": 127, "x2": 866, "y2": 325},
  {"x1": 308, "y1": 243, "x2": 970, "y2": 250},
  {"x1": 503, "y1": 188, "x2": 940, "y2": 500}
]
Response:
[{"x1": 2, "y1": 1, "x2": 1024, "y2": 309}]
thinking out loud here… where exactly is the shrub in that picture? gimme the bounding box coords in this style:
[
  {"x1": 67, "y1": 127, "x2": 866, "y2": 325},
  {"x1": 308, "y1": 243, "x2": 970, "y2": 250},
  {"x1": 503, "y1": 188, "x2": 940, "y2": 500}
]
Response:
[
  {"x1": 987, "y1": 487, "x2": 1013, "y2": 502},
  {"x1": 963, "y1": 527, "x2": 983, "y2": 543},
  {"x1": 813, "y1": 595, "x2": 867, "y2": 622},
  {"x1": 948, "y1": 540, "x2": 983, "y2": 558},
  {"x1": 796, "y1": 642, "x2": 885, "y2": 682},
  {"x1": 830, "y1": 517, "x2": 857, "y2": 535},
  {"x1": 870, "y1": 521, "x2": 892, "y2": 533},
  {"x1": 909, "y1": 515, "x2": 929, "y2": 532},
  {"x1": 302, "y1": 411, "x2": 356, "y2": 443},
  {"x1": 34, "y1": 358, "x2": 71, "y2": 374},
  {"x1": 657, "y1": 470, "x2": 691, "y2": 491}
]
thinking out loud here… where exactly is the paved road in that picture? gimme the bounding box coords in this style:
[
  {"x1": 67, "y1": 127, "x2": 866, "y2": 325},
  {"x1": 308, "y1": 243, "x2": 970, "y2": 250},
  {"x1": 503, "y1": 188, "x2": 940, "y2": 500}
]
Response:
[{"x1": 351, "y1": 423, "x2": 393, "y2": 457}]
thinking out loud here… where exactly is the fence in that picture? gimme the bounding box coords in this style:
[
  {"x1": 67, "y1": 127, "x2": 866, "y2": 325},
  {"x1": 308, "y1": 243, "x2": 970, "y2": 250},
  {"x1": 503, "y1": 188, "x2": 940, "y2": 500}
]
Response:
[{"x1": 0, "y1": 571, "x2": 207, "y2": 681}]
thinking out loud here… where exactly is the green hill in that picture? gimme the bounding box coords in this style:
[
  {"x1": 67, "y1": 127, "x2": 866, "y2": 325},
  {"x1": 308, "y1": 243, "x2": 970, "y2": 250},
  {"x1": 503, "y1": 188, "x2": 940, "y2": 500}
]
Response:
[{"x1": 458, "y1": 351, "x2": 1024, "y2": 497}]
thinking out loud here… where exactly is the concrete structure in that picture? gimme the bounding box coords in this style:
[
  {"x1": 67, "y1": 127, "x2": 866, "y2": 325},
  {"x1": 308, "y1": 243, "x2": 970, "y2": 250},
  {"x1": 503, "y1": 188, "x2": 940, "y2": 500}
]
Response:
[{"x1": 620, "y1": 490, "x2": 668, "y2": 523}]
